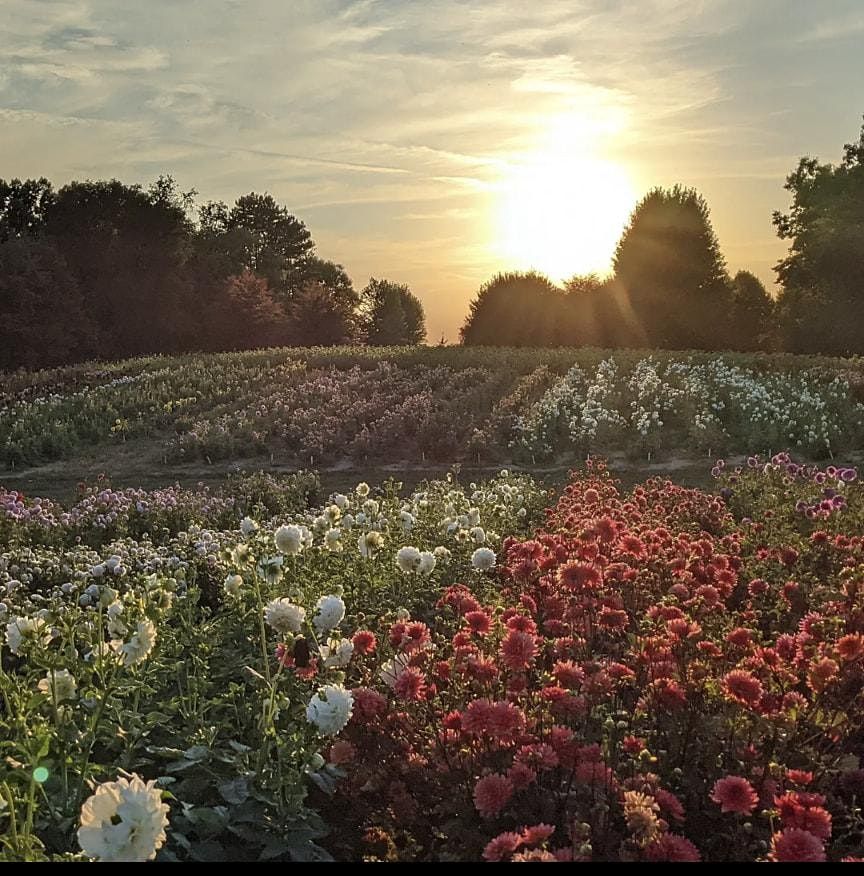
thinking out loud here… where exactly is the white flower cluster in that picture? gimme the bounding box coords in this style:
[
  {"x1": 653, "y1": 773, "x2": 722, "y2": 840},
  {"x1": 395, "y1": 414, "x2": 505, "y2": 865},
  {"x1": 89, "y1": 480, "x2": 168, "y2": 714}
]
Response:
[{"x1": 513, "y1": 356, "x2": 864, "y2": 456}]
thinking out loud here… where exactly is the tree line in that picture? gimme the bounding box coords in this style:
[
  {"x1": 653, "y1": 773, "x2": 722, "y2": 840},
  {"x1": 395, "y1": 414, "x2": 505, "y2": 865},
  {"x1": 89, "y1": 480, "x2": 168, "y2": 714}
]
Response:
[
  {"x1": 0, "y1": 178, "x2": 425, "y2": 370},
  {"x1": 462, "y1": 119, "x2": 864, "y2": 354},
  {"x1": 2, "y1": 119, "x2": 862, "y2": 369}
]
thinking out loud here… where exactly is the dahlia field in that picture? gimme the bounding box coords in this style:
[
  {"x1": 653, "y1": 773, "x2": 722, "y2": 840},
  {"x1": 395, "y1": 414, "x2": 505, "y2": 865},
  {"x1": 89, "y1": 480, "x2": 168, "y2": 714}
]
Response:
[
  {"x1": 3, "y1": 346, "x2": 864, "y2": 469},
  {"x1": 2, "y1": 456, "x2": 863, "y2": 861}
]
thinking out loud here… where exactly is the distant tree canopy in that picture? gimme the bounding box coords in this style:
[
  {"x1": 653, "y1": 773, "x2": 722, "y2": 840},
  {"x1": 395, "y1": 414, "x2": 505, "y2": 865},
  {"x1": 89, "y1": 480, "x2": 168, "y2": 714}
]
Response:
[
  {"x1": 8, "y1": 117, "x2": 864, "y2": 370},
  {"x1": 460, "y1": 272, "x2": 568, "y2": 346},
  {"x1": 461, "y1": 185, "x2": 779, "y2": 352},
  {"x1": 0, "y1": 174, "x2": 401, "y2": 369},
  {"x1": 0, "y1": 238, "x2": 90, "y2": 370},
  {"x1": 773, "y1": 118, "x2": 864, "y2": 355},
  {"x1": 612, "y1": 185, "x2": 732, "y2": 351},
  {"x1": 362, "y1": 278, "x2": 426, "y2": 345},
  {"x1": 730, "y1": 270, "x2": 775, "y2": 352}
]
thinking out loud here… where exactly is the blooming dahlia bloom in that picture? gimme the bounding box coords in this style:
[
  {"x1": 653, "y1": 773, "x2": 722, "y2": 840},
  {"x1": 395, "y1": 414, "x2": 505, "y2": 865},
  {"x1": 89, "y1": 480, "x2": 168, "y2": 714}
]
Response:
[
  {"x1": 473, "y1": 773, "x2": 514, "y2": 817},
  {"x1": 464, "y1": 610, "x2": 493, "y2": 636},
  {"x1": 393, "y1": 666, "x2": 427, "y2": 701},
  {"x1": 520, "y1": 823, "x2": 555, "y2": 846},
  {"x1": 472, "y1": 547, "x2": 496, "y2": 571},
  {"x1": 263, "y1": 598, "x2": 305, "y2": 634},
  {"x1": 807, "y1": 656, "x2": 839, "y2": 694},
  {"x1": 774, "y1": 792, "x2": 832, "y2": 840},
  {"x1": 350, "y1": 686, "x2": 387, "y2": 723},
  {"x1": 38, "y1": 668, "x2": 77, "y2": 701},
  {"x1": 313, "y1": 594, "x2": 345, "y2": 633},
  {"x1": 222, "y1": 573, "x2": 244, "y2": 598},
  {"x1": 643, "y1": 834, "x2": 701, "y2": 861},
  {"x1": 623, "y1": 791, "x2": 661, "y2": 842},
  {"x1": 358, "y1": 530, "x2": 383, "y2": 558},
  {"x1": 723, "y1": 669, "x2": 764, "y2": 707},
  {"x1": 351, "y1": 629, "x2": 377, "y2": 655},
  {"x1": 710, "y1": 776, "x2": 758, "y2": 815},
  {"x1": 769, "y1": 828, "x2": 826, "y2": 862},
  {"x1": 500, "y1": 629, "x2": 537, "y2": 671},
  {"x1": 418, "y1": 551, "x2": 437, "y2": 575},
  {"x1": 395, "y1": 545, "x2": 421, "y2": 573},
  {"x1": 306, "y1": 684, "x2": 354, "y2": 736},
  {"x1": 482, "y1": 832, "x2": 522, "y2": 862},
  {"x1": 557, "y1": 562, "x2": 602, "y2": 592},
  {"x1": 112, "y1": 619, "x2": 157, "y2": 667},
  {"x1": 274, "y1": 524, "x2": 304, "y2": 555},
  {"x1": 78, "y1": 774, "x2": 169, "y2": 862},
  {"x1": 837, "y1": 633, "x2": 864, "y2": 662},
  {"x1": 5, "y1": 615, "x2": 53, "y2": 655}
]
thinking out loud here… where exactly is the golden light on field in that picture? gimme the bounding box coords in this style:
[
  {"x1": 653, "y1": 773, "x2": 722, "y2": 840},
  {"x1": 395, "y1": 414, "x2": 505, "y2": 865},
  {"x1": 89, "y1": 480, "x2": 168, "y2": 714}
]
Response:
[{"x1": 493, "y1": 114, "x2": 636, "y2": 282}]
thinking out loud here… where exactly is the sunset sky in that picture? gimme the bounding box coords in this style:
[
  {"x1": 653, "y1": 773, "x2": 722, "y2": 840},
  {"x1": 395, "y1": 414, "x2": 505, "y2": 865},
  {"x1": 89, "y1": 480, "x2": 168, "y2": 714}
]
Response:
[{"x1": 3, "y1": 0, "x2": 863, "y2": 341}]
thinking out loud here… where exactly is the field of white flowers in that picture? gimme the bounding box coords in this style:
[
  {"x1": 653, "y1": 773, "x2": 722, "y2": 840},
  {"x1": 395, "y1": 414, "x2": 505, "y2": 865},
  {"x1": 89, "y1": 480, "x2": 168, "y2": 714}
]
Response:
[
  {"x1": 0, "y1": 469, "x2": 545, "y2": 860},
  {"x1": 512, "y1": 357, "x2": 864, "y2": 459}
]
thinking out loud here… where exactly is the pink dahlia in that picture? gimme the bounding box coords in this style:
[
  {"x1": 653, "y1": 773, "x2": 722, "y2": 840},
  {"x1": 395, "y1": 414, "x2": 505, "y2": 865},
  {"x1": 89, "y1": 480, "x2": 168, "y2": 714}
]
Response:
[
  {"x1": 710, "y1": 776, "x2": 759, "y2": 815},
  {"x1": 769, "y1": 828, "x2": 826, "y2": 862},
  {"x1": 473, "y1": 773, "x2": 514, "y2": 818}
]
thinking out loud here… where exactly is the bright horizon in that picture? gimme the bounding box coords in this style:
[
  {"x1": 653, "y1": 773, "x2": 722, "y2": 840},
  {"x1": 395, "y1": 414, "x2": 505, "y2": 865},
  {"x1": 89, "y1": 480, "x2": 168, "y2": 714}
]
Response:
[{"x1": 3, "y1": 0, "x2": 863, "y2": 341}]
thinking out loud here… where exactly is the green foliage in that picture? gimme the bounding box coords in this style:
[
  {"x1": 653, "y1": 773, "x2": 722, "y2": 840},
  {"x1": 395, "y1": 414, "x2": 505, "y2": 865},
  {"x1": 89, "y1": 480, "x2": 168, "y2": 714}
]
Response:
[
  {"x1": 774, "y1": 118, "x2": 864, "y2": 355},
  {"x1": 460, "y1": 271, "x2": 567, "y2": 346},
  {"x1": 730, "y1": 271, "x2": 776, "y2": 352},
  {"x1": 362, "y1": 278, "x2": 426, "y2": 345},
  {"x1": 612, "y1": 185, "x2": 732, "y2": 350},
  {"x1": 0, "y1": 470, "x2": 543, "y2": 860}
]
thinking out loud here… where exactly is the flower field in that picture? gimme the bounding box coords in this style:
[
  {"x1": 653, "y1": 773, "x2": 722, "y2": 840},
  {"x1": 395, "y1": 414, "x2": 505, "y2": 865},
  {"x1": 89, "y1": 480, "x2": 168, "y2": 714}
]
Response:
[
  {"x1": 2, "y1": 454, "x2": 864, "y2": 861},
  {"x1": 3, "y1": 346, "x2": 864, "y2": 471}
]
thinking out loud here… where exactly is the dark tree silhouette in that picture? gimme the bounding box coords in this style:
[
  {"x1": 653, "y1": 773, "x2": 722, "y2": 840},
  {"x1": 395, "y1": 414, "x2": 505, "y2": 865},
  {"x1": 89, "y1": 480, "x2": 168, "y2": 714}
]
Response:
[
  {"x1": 460, "y1": 271, "x2": 568, "y2": 346},
  {"x1": 612, "y1": 185, "x2": 732, "y2": 350},
  {"x1": 774, "y1": 118, "x2": 864, "y2": 355},
  {"x1": 0, "y1": 239, "x2": 92, "y2": 369},
  {"x1": 362, "y1": 278, "x2": 426, "y2": 345},
  {"x1": 214, "y1": 270, "x2": 285, "y2": 350},
  {"x1": 0, "y1": 177, "x2": 54, "y2": 242},
  {"x1": 286, "y1": 281, "x2": 357, "y2": 346},
  {"x1": 43, "y1": 178, "x2": 194, "y2": 358},
  {"x1": 729, "y1": 270, "x2": 775, "y2": 351},
  {"x1": 226, "y1": 193, "x2": 314, "y2": 290}
]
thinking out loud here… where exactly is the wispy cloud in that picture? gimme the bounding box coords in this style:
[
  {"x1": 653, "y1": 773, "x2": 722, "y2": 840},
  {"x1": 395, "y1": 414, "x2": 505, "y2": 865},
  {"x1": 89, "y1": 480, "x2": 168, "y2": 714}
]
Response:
[{"x1": 1, "y1": 0, "x2": 860, "y2": 338}]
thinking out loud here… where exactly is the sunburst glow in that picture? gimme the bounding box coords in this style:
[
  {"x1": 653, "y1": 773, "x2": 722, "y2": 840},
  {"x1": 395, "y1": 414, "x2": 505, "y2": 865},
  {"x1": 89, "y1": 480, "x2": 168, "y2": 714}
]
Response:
[{"x1": 494, "y1": 115, "x2": 636, "y2": 282}]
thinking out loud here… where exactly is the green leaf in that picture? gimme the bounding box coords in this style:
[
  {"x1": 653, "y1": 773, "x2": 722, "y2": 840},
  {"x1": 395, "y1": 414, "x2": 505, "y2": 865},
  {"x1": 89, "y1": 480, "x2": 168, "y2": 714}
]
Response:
[{"x1": 218, "y1": 776, "x2": 249, "y2": 805}]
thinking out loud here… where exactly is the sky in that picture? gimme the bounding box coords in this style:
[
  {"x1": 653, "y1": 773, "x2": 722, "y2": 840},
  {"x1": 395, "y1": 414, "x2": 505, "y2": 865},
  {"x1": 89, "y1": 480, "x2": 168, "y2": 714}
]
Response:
[{"x1": 2, "y1": 1, "x2": 863, "y2": 341}]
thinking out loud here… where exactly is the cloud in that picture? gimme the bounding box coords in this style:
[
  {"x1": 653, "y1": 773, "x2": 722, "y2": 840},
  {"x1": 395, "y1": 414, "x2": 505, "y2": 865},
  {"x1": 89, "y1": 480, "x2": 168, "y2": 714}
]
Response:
[{"x1": 0, "y1": 0, "x2": 859, "y2": 337}]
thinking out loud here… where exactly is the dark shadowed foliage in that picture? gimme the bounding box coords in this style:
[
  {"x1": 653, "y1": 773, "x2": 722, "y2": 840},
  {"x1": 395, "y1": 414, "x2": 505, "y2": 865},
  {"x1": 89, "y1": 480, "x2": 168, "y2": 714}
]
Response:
[
  {"x1": 612, "y1": 185, "x2": 732, "y2": 350},
  {"x1": 362, "y1": 278, "x2": 426, "y2": 345},
  {"x1": 774, "y1": 119, "x2": 864, "y2": 355},
  {"x1": 460, "y1": 271, "x2": 569, "y2": 346}
]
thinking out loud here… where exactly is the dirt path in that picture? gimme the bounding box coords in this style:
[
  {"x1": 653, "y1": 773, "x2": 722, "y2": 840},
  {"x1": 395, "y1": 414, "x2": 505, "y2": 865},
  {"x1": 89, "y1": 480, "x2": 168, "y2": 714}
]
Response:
[{"x1": 1, "y1": 435, "x2": 742, "y2": 503}]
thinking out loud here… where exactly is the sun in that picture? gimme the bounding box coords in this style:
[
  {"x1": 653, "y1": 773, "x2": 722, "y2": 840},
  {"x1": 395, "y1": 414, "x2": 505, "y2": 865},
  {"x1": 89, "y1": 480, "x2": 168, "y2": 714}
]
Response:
[{"x1": 493, "y1": 121, "x2": 636, "y2": 282}]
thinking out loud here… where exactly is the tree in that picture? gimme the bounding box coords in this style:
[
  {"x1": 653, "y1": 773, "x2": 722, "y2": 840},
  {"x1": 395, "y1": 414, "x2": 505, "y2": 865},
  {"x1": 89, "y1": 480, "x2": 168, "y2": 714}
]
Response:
[
  {"x1": 0, "y1": 239, "x2": 92, "y2": 369},
  {"x1": 729, "y1": 270, "x2": 775, "y2": 351},
  {"x1": 211, "y1": 270, "x2": 285, "y2": 350},
  {"x1": 460, "y1": 271, "x2": 567, "y2": 346},
  {"x1": 43, "y1": 177, "x2": 195, "y2": 358},
  {"x1": 562, "y1": 273, "x2": 609, "y2": 347},
  {"x1": 0, "y1": 177, "x2": 54, "y2": 242},
  {"x1": 612, "y1": 185, "x2": 732, "y2": 350},
  {"x1": 226, "y1": 193, "x2": 314, "y2": 289},
  {"x1": 286, "y1": 281, "x2": 357, "y2": 346},
  {"x1": 362, "y1": 278, "x2": 426, "y2": 345},
  {"x1": 773, "y1": 118, "x2": 864, "y2": 355}
]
